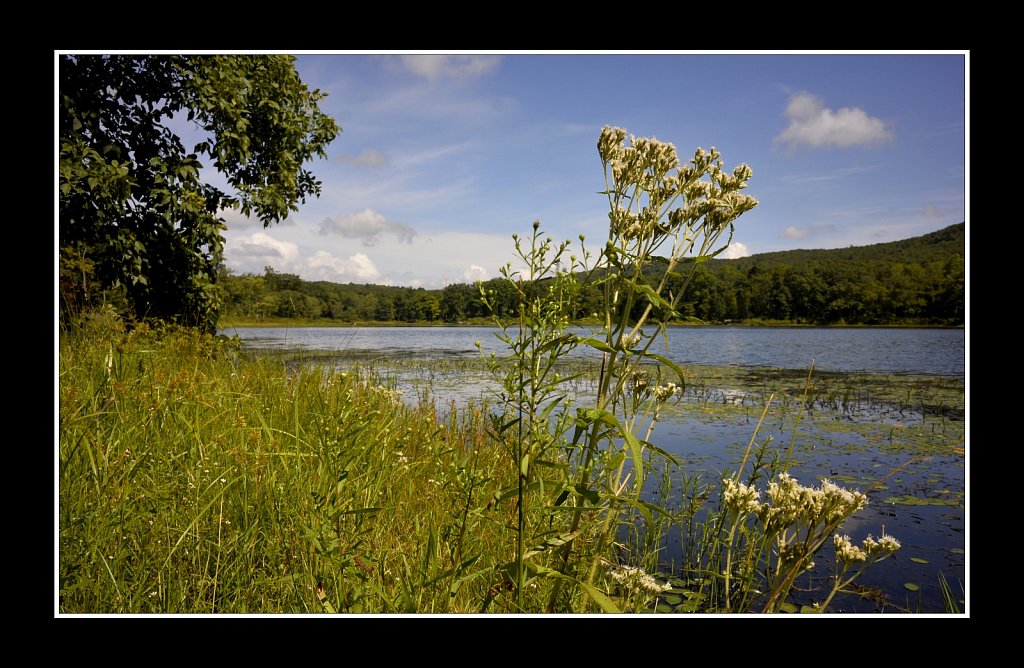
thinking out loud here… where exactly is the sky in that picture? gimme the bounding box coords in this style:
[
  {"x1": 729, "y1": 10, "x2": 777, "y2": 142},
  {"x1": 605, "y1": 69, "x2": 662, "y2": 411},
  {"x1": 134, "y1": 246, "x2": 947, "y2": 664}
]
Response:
[{"x1": 213, "y1": 52, "x2": 967, "y2": 289}]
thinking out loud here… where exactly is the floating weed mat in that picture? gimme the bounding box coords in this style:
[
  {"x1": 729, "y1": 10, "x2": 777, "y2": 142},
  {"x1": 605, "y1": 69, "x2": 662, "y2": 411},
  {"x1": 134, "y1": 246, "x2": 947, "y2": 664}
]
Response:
[{"x1": 882, "y1": 493, "x2": 964, "y2": 508}]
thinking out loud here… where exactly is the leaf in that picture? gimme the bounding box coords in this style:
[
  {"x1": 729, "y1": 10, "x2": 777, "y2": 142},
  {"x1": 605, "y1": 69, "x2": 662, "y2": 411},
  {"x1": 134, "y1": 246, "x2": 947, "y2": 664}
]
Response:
[
  {"x1": 574, "y1": 484, "x2": 600, "y2": 506},
  {"x1": 626, "y1": 279, "x2": 677, "y2": 318},
  {"x1": 578, "y1": 582, "x2": 620, "y2": 614},
  {"x1": 576, "y1": 336, "x2": 616, "y2": 355},
  {"x1": 910, "y1": 557, "x2": 929, "y2": 564},
  {"x1": 778, "y1": 601, "x2": 799, "y2": 613},
  {"x1": 646, "y1": 352, "x2": 687, "y2": 389},
  {"x1": 523, "y1": 530, "x2": 582, "y2": 559},
  {"x1": 676, "y1": 600, "x2": 700, "y2": 612},
  {"x1": 904, "y1": 582, "x2": 920, "y2": 592}
]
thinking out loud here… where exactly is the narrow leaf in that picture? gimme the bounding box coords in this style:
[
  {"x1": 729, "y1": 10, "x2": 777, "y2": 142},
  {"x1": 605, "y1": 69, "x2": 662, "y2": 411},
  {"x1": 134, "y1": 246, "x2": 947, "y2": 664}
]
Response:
[{"x1": 578, "y1": 582, "x2": 621, "y2": 613}]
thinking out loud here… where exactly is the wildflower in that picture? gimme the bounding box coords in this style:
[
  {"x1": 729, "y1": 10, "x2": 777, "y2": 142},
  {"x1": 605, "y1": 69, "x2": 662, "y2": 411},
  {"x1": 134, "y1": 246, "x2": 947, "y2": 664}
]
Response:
[
  {"x1": 833, "y1": 534, "x2": 867, "y2": 563},
  {"x1": 607, "y1": 564, "x2": 672, "y2": 597},
  {"x1": 653, "y1": 382, "x2": 680, "y2": 402},
  {"x1": 622, "y1": 333, "x2": 642, "y2": 351},
  {"x1": 598, "y1": 126, "x2": 628, "y2": 162},
  {"x1": 861, "y1": 532, "x2": 901, "y2": 558},
  {"x1": 834, "y1": 531, "x2": 901, "y2": 568},
  {"x1": 722, "y1": 478, "x2": 762, "y2": 516}
]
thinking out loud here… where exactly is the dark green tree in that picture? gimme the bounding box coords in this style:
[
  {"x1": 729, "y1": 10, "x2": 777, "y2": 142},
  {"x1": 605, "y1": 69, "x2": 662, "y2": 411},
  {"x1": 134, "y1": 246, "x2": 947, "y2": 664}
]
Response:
[{"x1": 59, "y1": 54, "x2": 340, "y2": 331}]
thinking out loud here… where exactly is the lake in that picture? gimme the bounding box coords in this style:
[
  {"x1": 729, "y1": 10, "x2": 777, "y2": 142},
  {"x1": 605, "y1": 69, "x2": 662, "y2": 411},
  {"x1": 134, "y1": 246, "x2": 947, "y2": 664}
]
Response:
[
  {"x1": 224, "y1": 324, "x2": 967, "y2": 614},
  {"x1": 222, "y1": 325, "x2": 965, "y2": 376}
]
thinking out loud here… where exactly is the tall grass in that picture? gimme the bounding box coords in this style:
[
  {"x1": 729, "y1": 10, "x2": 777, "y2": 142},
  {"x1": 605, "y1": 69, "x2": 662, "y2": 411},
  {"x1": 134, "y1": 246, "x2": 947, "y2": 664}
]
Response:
[{"x1": 58, "y1": 309, "x2": 523, "y2": 613}]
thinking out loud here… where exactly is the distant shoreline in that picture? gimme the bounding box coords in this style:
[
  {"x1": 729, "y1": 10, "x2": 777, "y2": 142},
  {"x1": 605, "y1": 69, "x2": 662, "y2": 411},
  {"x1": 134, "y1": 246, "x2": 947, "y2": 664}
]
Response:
[{"x1": 218, "y1": 318, "x2": 965, "y2": 331}]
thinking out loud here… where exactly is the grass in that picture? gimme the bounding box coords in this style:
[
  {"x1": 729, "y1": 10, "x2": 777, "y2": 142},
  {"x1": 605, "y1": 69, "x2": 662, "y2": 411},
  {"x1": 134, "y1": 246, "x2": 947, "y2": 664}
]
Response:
[
  {"x1": 58, "y1": 314, "x2": 531, "y2": 613},
  {"x1": 57, "y1": 312, "x2": 966, "y2": 613}
]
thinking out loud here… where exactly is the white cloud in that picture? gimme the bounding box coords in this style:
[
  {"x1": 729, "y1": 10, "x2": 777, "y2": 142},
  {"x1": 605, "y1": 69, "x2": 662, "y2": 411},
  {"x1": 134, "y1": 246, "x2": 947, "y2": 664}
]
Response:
[
  {"x1": 224, "y1": 230, "x2": 519, "y2": 289},
  {"x1": 400, "y1": 55, "x2": 501, "y2": 81},
  {"x1": 318, "y1": 208, "x2": 417, "y2": 245},
  {"x1": 227, "y1": 234, "x2": 387, "y2": 283},
  {"x1": 775, "y1": 92, "x2": 893, "y2": 149},
  {"x1": 720, "y1": 242, "x2": 751, "y2": 259},
  {"x1": 339, "y1": 148, "x2": 390, "y2": 167},
  {"x1": 229, "y1": 232, "x2": 304, "y2": 271},
  {"x1": 782, "y1": 226, "x2": 810, "y2": 239},
  {"x1": 463, "y1": 264, "x2": 489, "y2": 282},
  {"x1": 307, "y1": 250, "x2": 383, "y2": 283}
]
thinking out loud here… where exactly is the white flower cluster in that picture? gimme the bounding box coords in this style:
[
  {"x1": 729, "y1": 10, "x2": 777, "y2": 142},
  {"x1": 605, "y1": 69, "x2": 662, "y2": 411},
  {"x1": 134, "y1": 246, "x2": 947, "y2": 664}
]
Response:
[
  {"x1": 607, "y1": 564, "x2": 672, "y2": 597},
  {"x1": 598, "y1": 125, "x2": 758, "y2": 246},
  {"x1": 722, "y1": 478, "x2": 762, "y2": 516},
  {"x1": 833, "y1": 532, "x2": 902, "y2": 565},
  {"x1": 652, "y1": 382, "x2": 681, "y2": 403},
  {"x1": 758, "y1": 472, "x2": 868, "y2": 532},
  {"x1": 620, "y1": 332, "x2": 642, "y2": 350}
]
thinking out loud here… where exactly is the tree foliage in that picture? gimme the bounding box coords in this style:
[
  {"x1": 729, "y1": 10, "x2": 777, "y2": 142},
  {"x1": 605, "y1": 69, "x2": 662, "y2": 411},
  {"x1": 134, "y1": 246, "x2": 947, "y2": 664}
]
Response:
[
  {"x1": 58, "y1": 54, "x2": 340, "y2": 331},
  {"x1": 218, "y1": 223, "x2": 965, "y2": 327}
]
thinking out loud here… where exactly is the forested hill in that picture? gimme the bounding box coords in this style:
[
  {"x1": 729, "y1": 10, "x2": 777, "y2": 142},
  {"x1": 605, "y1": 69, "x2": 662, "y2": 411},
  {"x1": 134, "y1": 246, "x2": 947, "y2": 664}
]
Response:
[
  {"x1": 714, "y1": 222, "x2": 965, "y2": 270},
  {"x1": 219, "y1": 223, "x2": 966, "y2": 327}
]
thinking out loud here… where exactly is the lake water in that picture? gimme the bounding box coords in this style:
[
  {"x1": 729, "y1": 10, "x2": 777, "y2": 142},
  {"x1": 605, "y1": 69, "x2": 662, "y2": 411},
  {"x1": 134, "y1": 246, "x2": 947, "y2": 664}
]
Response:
[
  {"x1": 222, "y1": 325, "x2": 966, "y2": 376},
  {"x1": 224, "y1": 325, "x2": 968, "y2": 614}
]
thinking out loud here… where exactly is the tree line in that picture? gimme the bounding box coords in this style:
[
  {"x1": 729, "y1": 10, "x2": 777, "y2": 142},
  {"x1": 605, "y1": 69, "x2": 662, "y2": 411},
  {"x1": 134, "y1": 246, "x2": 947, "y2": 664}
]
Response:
[
  {"x1": 59, "y1": 55, "x2": 964, "y2": 332},
  {"x1": 219, "y1": 223, "x2": 965, "y2": 326}
]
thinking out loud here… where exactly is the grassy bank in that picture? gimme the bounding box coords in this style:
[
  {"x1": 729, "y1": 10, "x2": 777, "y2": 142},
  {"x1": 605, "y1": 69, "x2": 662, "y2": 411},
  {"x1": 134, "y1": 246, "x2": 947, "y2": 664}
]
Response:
[{"x1": 58, "y1": 314, "x2": 540, "y2": 613}]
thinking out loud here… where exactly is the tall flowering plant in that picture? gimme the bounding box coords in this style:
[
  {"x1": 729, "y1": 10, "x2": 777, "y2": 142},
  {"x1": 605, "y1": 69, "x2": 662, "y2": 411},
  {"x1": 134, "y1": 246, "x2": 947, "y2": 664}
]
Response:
[{"x1": 480, "y1": 126, "x2": 761, "y2": 612}]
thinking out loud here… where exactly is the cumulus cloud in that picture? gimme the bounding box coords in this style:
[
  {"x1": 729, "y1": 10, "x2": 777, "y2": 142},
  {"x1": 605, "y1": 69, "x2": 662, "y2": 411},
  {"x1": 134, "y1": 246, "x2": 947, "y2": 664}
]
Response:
[
  {"x1": 318, "y1": 208, "x2": 417, "y2": 246},
  {"x1": 783, "y1": 226, "x2": 810, "y2": 240},
  {"x1": 400, "y1": 55, "x2": 501, "y2": 81},
  {"x1": 775, "y1": 92, "x2": 893, "y2": 149},
  {"x1": 339, "y1": 148, "x2": 390, "y2": 167},
  {"x1": 226, "y1": 233, "x2": 389, "y2": 283},
  {"x1": 463, "y1": 264, "x2": 489, "y2": 282},
  {"x1": 229, "y1": 232, "x2": 303, "y2": 270},
  {"x1": 307, "y1": 250, "x2": 383, "y2": 283},
  {"x1": 720, "y1": 242, "x2": 751, "y2": 259}
]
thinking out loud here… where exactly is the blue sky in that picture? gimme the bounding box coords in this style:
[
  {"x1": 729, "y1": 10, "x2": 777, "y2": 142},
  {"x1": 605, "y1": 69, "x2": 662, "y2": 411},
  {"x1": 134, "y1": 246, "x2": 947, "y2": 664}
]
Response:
[{"x1": 220, "y1": 52, "x2": 968, "y2": 289}]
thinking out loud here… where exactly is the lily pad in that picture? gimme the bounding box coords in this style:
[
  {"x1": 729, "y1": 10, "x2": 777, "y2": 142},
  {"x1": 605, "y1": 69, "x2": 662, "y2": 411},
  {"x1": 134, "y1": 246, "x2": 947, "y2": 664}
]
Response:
[
  {"x1": 778, "y1": 601, "x2": 799, "y2": 613},
  {"x1": 910, "y1": 557, "x2": 929, "y2": 564},
  {"x1": 676, "y1": 600, "x2": 701, "y2": 612},
  {"x1": 662, "y1": 594, "x2": 683, "y2": 605},
  {"x1": 904, "y1": 582, "x2": 920, "y2": 592}
]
